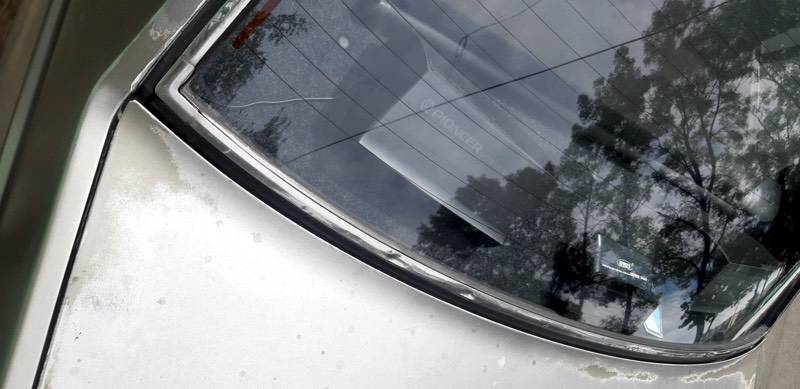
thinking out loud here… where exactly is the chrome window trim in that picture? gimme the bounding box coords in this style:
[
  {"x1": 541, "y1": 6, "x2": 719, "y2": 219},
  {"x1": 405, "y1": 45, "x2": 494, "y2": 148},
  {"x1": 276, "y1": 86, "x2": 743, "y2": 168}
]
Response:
[
  {"x1": 153, "y1": 0, "x2": 794, "y2": 362},
  {"x1": 733, "y1": 260, "x2": 800, "y2": 341}
]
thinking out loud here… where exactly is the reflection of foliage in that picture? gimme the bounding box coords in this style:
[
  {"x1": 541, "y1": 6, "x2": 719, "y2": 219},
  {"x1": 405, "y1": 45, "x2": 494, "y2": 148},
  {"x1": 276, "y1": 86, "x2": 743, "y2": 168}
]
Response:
[
  {"x1": 415, "y1": 206, "x2": 498, "y2": 265},
  {"x1": 561, "y1": 0, "x2": 800, "y2": 341},
  {"x1": 637, "y1": 0, "x2": 796, "y2": 341},
  {"x1": 573, "y1": 47, "x2": 653, "y2": 168},
  {"x1": 556, "y1": 46, "x2": 659, "y2": 331},
  {"x1": 190, "y1": 12, "x2": 309, "y2": 105},
  {"x1": 246, "y1": 115, "x2": 289, "y2": 159},
  {"x1": 414, "y1": 166, "x2": 563, "y2": 306},
  {"x1": 188, "y1": 8, "x2": 310, "y2": 162},
  {"x1": 186, "y1": 0, "x2": 800, "y2": 343},
  {"x1": 413, "y1": 0, "x2": 800, "y2": 343},
  {"x1": 264, "y1": 12, "x2": 308, "y2": 44}
]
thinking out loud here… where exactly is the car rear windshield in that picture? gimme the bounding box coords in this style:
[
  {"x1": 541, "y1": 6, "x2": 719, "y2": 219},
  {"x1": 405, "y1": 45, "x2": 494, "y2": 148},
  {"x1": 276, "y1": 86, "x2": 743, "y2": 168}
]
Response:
[{"x1": 183, "y1": 0, "x2": 800, "y2": 345}]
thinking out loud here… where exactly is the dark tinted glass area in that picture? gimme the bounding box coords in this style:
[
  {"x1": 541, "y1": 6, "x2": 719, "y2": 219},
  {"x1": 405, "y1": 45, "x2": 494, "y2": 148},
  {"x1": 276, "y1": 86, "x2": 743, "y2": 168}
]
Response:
[{"x1": 185, "y1": 0, "x2": 800, "y2": 345}]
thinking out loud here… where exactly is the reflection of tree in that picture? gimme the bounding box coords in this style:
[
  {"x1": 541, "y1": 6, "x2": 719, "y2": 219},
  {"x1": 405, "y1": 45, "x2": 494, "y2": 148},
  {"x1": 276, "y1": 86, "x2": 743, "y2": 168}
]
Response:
[
  {"x1": 247, "y1": 114, "x2": 289, "y2": 159},
  {"x1": 557, "y1": 0, "x2": 800, "y2": 340},
  {"x1": 562, "y1": 47, "x2": 658, "y2": 333},
  {"x1": 190, "y1": 11, "x2": 309, "y2": 105},
  {"x1": 736, "y1": 1, "x2": 800, "y2": 273},
  {"x1": 413, "y1": 0, "x2": 800, "y2": 342},
  {"x1": 414, "y1": 166, "x2": 563, "y2": 305},
  {"x1": 183, "y1": 0, "x2": 799, "y2": 342},
  {"x1": 188, "y1": 9, "x2": 309, "y2": 161},
  {"x1": 264, "y1": 12, "x2": 308, "y2": 44},
  {"x1": 415, "y1": 206, "x2": 498, "y2": 265},
  {"x1": 411, "y1": 50, "x2": 665, "y2": 331},
  {"x1": 634, "y1": 0, "x2": 789, "y2": 341}
]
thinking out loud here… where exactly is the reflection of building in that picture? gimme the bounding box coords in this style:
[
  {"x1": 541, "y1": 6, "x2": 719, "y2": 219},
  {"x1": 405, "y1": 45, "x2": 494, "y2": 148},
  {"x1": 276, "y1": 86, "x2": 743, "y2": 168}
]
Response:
[
  {"x1": 689, "y1": 263, "x2": 780, "y2": 316},
  {"x1": 699, "y1": 284, "x2": 772, "y2": 344},
  {"x1": 679, "y1": 230, "x2": 784, "y2": 343}
]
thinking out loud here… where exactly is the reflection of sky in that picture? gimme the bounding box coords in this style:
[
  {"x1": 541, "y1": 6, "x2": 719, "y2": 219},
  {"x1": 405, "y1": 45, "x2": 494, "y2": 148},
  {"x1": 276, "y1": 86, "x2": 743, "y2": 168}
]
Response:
[
  {"x1": 221, "y1": 0, "x2": 672, "y2": 178},
  {"x1": 213, "y1": 0, "x2": 682, "y2": 247},
  {"x1": 634, "y1": 280, "x2": 698, "y2": 344}
]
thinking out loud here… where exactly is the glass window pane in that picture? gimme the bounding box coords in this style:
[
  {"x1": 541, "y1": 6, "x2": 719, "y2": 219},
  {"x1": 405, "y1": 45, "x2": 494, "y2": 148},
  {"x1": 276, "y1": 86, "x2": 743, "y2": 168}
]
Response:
[{"x1": 184, "y1": 0, "x2": 800, "y2": 346}]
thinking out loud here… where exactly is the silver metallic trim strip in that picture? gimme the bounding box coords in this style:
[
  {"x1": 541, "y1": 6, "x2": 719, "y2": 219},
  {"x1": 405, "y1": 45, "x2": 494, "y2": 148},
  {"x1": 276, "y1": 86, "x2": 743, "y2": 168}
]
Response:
[
  {"x1": 182, "y1": 0, "x2": 249, "y2": 66},
  {"x1": 156, "y1": 0, "x2": 772, "y2": 361},
  {"x1": 1, "y1": 1, "x2": 209, "y2": 388}
]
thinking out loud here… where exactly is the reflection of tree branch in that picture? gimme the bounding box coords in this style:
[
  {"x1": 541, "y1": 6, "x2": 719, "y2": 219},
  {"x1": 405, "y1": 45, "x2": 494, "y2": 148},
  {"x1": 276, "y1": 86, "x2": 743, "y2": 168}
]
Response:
[
  {"x1": 665, "y1": 256, "x2": 700, "y2": 281},
  {"x1": 696, "y1": 10, "x2": 800, "y2": 155},
  {"x1": 652, "y1": 163, "x2": 701, "y2": 204},
  {"x1": 656, "y1": 138, "x2": 701, "y2": 196},
  {"x1": 708, "y1": 217, "x2": 730, "y2": 259},
  {"x1": 701, "y1": 79, "x2": 724, "y2": 192},
  {"x1": 675, "y1": 123, "x2": 704, "y2": 187},
  {"x1": 264, "y1": 12, "x2": 308, "y2": 44},
  {"x1": 660, "y1": 213, "x2": 706, "y2": 237}
]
